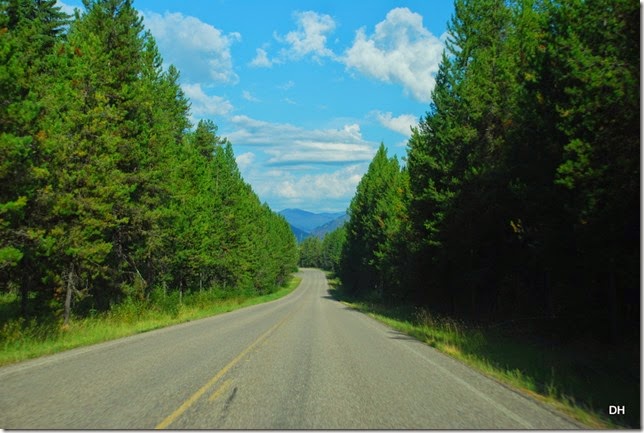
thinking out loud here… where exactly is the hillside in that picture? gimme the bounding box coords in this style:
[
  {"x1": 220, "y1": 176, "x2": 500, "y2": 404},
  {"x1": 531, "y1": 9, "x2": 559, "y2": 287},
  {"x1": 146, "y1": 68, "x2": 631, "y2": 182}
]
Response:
[
  {"x1": 279, "y1": 209, "x2": 347, "y2": 242},
  {"x1": 279, "y1": 209, "x2": 345, "y2": 233},
  {"x1": 289, "y1": 224, "x2": 310, "y2": 243},
  {"x1": 309, "y1": 214, "x2": 349, "y2": 238}
]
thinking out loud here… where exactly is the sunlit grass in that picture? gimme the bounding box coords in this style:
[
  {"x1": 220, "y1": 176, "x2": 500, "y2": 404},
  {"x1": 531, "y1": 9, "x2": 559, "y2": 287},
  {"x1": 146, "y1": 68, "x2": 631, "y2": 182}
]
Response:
[{"x1": 0, "y1": 276, "x2": 301, "y2": 367}]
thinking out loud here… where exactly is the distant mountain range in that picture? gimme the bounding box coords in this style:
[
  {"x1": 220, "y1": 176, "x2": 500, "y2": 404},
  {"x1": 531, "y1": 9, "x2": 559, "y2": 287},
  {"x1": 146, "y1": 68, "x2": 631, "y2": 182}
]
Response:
[
  {"x1": 288, "y1": 224, "x2": 310, "y2": 243},
  {"x1": 279, "y1": 208, "x2": 348, "y2": 242}
]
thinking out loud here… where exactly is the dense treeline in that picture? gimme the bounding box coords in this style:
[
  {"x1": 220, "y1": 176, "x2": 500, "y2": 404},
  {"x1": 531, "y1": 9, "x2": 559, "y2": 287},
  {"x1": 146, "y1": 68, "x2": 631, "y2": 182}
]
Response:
[
  {"x1": 298, "y1": 227, "x2": 346, "y2": 273},
  {"x1": 340, "y1": 0, "x2": 639, "y2": 343},
  {"x1": 0, "y1": 0, "x2": 298, "y2": 323},
  {"x1": 341, "y1": 144, "x2": 411, "y2": 301}
]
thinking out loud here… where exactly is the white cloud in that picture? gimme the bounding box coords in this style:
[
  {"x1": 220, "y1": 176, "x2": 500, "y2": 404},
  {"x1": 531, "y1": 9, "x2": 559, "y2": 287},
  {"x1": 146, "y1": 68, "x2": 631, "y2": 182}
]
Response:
[
  {"x1": 242, "y1": 90, "x2": 259, "y2": 102},
  {"x1": 142, "y1": 11, "x2": 241, "y2": 84},
  {"x1": 225, "y1": 116, "x2": 373, "y2": 209},
  {"x1": 373, "y1": 111, "x2": 418, "y2": 136},
  {"x1": 182, "y1": 83, "x2": 233, "y2": 118},
  {"x1": 249, "y1": 48, "x2": 273, "y2": 68},
  {"x1": 342, "y1": 8, "x2": 444, "y2": 102},
  {"x1": 247, "y1": 163, "x2": 365, "y2": 212},
  {"x1": 56, "y1": 0, "x2": 76, "y2": 15},
  {"x1": 227, "y1": 115, "x2": 375, "y2": 165},
  {"x1": 235, "y1": 152, "x2": 255, "y2": 170},
  {"x1": 265, "y1": 142, "x2": 373, "y2": 165},
  {"x1": 273, "y1": 164, "x2": 365, "y2": 200},
  {"x1": 276, "y1": 11, "x2": 337, "y2": 62}
]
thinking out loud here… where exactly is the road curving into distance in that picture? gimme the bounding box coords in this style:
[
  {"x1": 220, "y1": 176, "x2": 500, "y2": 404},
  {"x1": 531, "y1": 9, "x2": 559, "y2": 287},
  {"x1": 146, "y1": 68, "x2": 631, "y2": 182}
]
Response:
[{"x1": 0, "y1": 268, "x2": 580, "y2": 429}]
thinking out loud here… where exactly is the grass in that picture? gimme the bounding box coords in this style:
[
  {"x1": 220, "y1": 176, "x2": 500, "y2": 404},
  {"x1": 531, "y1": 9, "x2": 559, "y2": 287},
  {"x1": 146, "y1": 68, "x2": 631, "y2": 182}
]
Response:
[
  {"x1": 0, "y1": 275, "x2": 301, "y2": 367},
  {"x1": 327, "y1": 276, "x2": 639, "y2": 429}
]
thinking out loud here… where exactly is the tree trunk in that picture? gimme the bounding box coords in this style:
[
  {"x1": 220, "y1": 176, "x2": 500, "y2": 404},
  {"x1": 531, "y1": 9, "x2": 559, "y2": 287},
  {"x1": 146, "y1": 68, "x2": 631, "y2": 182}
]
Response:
[
  {"x1": 20, "y1": 258, "x2": 31, "y2": 318},
  {"x1": 63, "y1": 263, "x2": 75, "y2": 326}
]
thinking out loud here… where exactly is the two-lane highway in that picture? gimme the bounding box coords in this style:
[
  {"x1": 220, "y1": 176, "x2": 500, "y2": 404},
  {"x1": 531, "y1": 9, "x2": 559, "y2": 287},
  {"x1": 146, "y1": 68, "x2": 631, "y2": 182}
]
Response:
[{"x1": 0, "y1": 268, "x2": 580, "y2": 429}]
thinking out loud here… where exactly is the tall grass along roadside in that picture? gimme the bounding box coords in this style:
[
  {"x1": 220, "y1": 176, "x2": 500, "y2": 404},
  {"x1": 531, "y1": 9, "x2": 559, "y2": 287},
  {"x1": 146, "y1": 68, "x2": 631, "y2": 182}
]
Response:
[{"x1": 0, "y1": 276, "x2": 301, "y2": 367}]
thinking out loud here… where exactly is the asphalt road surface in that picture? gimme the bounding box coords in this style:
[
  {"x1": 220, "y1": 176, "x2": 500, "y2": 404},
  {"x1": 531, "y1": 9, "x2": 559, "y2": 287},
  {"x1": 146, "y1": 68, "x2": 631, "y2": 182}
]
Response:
[{"x1": 0, "y1": 268, "x2": 580, "y2": 429}]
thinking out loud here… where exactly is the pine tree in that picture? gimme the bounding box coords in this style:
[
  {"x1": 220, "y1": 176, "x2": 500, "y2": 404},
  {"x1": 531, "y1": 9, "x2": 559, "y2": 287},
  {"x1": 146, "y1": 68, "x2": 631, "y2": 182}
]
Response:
[
  {"x1": 547, "y1": 0, "x2": 640, "y2": 340},
  {"x1": 1, "y1": 0, "x2": 299, "y2": 324},
  {"x1": 408, "y1": 0, "x2": 531, "y2": 315},
  {"x1": 321, "y1": 226, "x2": 346, "y2": 273},
  {"x1": 129, "y1": 48, "x2": 191, "y2": 290},
  {"x1": 0, "y1": 0, "x2": 69, "y2": 315},
  {"x1": 404, "y1": 0, "x2": 638, "y2": 336},
  {"x1": 341, "y1": 144, "x2": 409, "y2": 299},
  {"x1": 299, "y1": 236, "x2": 323, "y2": 268},
  {"x1": 39, "y1": 0, "x2": 163, "y2": 319}
]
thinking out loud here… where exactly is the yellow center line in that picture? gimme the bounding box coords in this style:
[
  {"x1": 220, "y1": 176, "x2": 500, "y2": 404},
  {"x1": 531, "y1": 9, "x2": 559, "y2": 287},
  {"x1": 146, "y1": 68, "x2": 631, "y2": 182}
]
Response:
[
  {"x1": 155, "y1": 303, "x2": 301, "y2": 429},
  {"x1": 208, "y1": 379, "x2": 232, "y2": 402}
]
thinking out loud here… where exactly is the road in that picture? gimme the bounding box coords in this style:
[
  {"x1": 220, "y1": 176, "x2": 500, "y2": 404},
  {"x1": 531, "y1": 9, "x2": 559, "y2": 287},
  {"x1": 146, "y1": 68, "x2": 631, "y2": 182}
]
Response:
[{"x1": 0, "y1": 268, "x2": 580, "y2": 429}]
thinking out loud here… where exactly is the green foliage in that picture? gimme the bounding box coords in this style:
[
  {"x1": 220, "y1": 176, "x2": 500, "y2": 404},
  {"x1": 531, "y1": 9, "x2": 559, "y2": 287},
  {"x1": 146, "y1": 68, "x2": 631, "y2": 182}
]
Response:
[
  {"x1": 299, "y1": 236, "x2": 323, "y2": 268},
  {"x1": 0, "y1": 275, "x2": 301, "y2": 367},
  {"x1": 0, "y1": 0, "x2": 70, "y2": 317},
  {"x1": 400, "y1": 0, "x2": 639, "y2": 343},
  {"x1": 320, "y1": 225, "x2": 346, "y2": 273},
  {"x1": 0, "y1": 0, "x2": 298, "y2": 324},
  {"x1": 339, "y1": 11, "x2": 639, "y2": 419},
  {"x1": 546, "y1": 0, "x2": 639, "y2": 337},
  {"x1": 0, "y1": 246, "x2": 23, "y2": 268},
  {"x1": 297, "y1": 226, "x2": 347, "y2": 273},
  {"x1": 340, "y1": 144, "x2": 411, "y2": 301}
]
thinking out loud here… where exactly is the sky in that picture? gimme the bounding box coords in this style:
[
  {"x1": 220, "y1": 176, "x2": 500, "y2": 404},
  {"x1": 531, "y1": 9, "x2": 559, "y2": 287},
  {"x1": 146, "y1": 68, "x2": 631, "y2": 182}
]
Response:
[{"x1": 57, "y1": 0, "x2": 455, "y2": 213}]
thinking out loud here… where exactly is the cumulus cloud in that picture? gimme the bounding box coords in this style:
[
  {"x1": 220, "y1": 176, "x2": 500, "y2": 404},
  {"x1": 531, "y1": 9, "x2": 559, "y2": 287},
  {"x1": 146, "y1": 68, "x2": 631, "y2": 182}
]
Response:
[
  {"x1": 275, "y1": 11, "x2": 337, "y2": 62},
  {"x1": 249, "y1": 48, "x2": 273, "y2": 68},
  {"x1": 235, "y1": 152, "x2": 255, "y2": 170},
  {"x1": 182, "y1": 83, "x2": 233, "y2": 118},
  {"x1": 273, "y1": 164, "x2": 364, "y2": 199},
  {"x1": 142, "y1": 11, "x2": 241, "y2": 84},
  {"x1": 246, "y1": 163, "x2": 366, "y2": 212},
  {"x1": 373, "y1": 111, "x2": 418, "y2": 136},
  {"x1": 342, "y1": 7, "x2": 444, "y2": 102}
]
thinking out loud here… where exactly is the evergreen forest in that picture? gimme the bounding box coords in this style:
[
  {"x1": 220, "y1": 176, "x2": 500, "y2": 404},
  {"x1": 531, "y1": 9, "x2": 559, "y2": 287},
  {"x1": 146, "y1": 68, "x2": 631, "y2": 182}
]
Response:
[
  {"x1": 0, "y1": 0, "x2": 640, "y2": 426},
  {"x1": 331, "y1": 0, "x2": 639, "y2": 345},
  {"x1": 0, "y1": 0, "x2": 298, "y2": 325}
]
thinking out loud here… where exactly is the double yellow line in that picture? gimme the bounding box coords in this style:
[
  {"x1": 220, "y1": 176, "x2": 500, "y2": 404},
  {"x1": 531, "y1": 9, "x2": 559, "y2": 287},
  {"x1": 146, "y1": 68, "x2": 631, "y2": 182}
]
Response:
[{"x1": 155, "y1": 304, "x2": 301, "y2": 429}]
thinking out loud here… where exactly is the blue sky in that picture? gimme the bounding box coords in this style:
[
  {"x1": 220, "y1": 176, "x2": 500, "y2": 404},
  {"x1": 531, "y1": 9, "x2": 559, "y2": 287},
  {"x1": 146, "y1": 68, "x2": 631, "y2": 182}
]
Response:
[{"x1": 57, "y1": 0, "x2": 455, "y2": 213}]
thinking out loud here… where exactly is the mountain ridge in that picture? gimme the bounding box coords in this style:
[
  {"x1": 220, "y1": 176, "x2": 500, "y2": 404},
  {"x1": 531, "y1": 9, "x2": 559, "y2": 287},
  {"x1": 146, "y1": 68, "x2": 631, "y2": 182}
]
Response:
[{"x1": 279, "y1": 208, "x2": 347, "y2": 242}]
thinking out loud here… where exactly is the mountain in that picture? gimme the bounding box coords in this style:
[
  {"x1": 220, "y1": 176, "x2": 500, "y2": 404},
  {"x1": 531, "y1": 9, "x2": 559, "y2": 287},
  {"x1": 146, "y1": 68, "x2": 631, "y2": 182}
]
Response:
[
  {"x1": 289, "y1": 224, "x2": 310, "y2": 243},
  {"x1": 279, "y1": 208, "x2": 347, "y2": 242},
  {"x1": 310, "y1": 214, "x2": 349, "y2": 238},
  {"x1": 278, "y1": 208, "x2": 345, "y2": 233}
]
